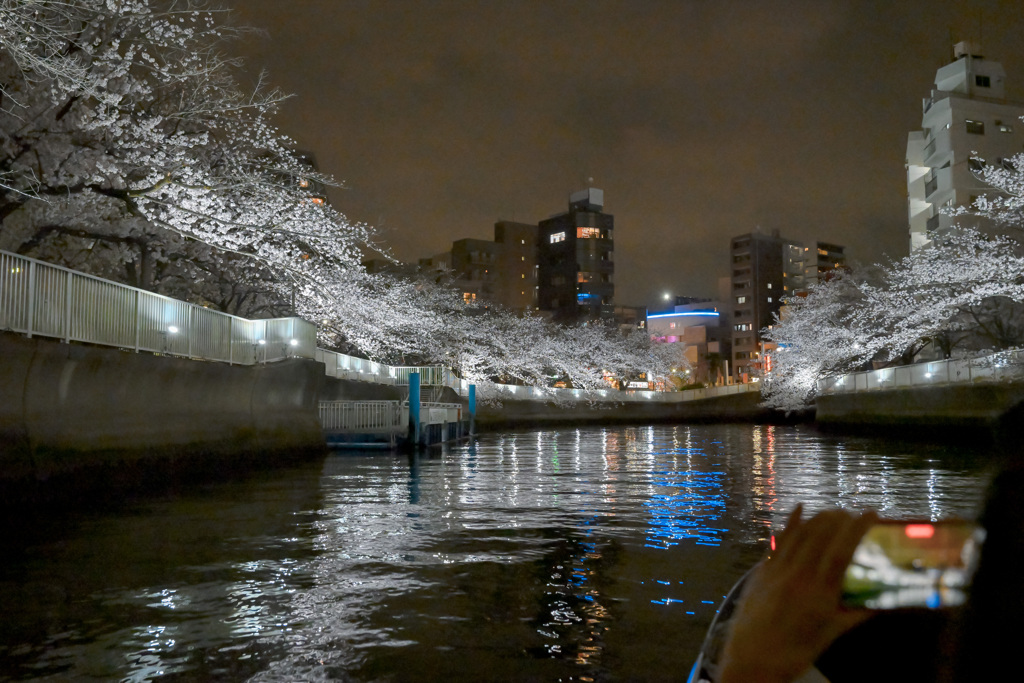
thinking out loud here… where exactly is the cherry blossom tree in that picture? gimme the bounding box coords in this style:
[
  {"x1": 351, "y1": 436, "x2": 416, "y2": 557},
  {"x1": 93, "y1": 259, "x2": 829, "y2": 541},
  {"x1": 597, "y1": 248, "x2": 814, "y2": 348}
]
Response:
[
  {"x1": 0, "y1": 0, "x2": 684, "y2": 391},
  {"x1": 1, "y1": 0, "x2": 373, "y2": 309},
  {"x1": 763, "y1": 229, "x2": 1024, "y2": 410}
]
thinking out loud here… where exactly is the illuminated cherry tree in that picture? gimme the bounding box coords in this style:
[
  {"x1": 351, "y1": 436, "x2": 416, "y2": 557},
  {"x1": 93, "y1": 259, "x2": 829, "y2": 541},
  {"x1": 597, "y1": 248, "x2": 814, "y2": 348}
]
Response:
[
  {"x1": 0, "y1": 0, "x2": 373, "y2": 310},
  {"x1": 763, "y1": 229, "x2": 1024, "y2": 410},
  {"x1": 0, "y1": 0, "x2": 684, "y2": 390}
]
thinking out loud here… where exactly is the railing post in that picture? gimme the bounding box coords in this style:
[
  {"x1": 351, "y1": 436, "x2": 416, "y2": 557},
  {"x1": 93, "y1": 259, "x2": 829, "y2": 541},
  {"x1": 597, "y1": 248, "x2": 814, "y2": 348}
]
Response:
[
  {"x1": 133, "y1": 289, "x2": 141, "y2": 352},
  {"x1": 63, "y1": 268, "x2": 73, "y2": 343},
  {"x1": 26, "y1": 260, "x2": 35, "y2": 338},
  {"x1": 408, "y1": 372, "x2": 421, "y2": 448},
  {"x1": 468, "y1": 384, "x2": 476, "y2": 436}
]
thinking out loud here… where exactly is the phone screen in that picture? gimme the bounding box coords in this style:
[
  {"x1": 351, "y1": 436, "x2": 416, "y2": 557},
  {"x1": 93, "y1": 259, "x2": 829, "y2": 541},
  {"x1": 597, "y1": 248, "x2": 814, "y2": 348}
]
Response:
[{"x1": 841, "y1": 521, "x2": 985, "y2": 609}]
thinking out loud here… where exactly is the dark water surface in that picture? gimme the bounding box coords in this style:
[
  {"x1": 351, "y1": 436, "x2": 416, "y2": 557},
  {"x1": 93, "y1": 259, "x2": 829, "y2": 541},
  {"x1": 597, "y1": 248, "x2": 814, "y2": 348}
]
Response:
[{"x1": 0, "y1": 425, "x2": 992, "y2": 681}]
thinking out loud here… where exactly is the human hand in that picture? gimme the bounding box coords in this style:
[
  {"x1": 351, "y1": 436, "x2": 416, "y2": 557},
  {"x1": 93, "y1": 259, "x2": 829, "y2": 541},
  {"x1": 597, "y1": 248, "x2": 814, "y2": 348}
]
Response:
[{"x1": 718, "y1": 505, "x2": 878, "y2": 683}]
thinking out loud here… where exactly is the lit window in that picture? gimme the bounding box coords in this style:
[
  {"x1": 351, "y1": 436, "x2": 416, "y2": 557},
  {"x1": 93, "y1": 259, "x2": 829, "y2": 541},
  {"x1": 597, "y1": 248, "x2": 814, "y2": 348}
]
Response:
[
  {"x1": 1000, "y1": 124, "x2": 1014, "y2": 133},
  {"x1": 736, "y1": 296, "x2": 747, "y2": 304},
  {"x1": 310, "y1": 197, "x2": 325, "y2": 205},
  {"x1": 521, "y1": 273, "x2": 525, "y2": 279},
  {"x1": 767, "y1": 283, "x2": 772, "y2": 289},
  {"x1": 299, "y1": 179, "x2": 310, "y2": 188},
  {"x1": 521, "y1": 239, "x2": 525, "y2": 244},
  {"x1": 767, "y1": 297, "x2": 773, "y2": 303},
  {"x1": 966, "y1": 119, "x2": 985, "y2": 135},
  {"x1": 577, "y1": 227, "x2": 601, "y2": 239},
  {"x1": 670, "y1": 322, "x2": 677, "y2": 329},
  {"x1": 463, "y1": 292, "x2": 476, "y2": 303},
  {"x1": 550, "y1": 232, "x2": 566, "y2": 243}
]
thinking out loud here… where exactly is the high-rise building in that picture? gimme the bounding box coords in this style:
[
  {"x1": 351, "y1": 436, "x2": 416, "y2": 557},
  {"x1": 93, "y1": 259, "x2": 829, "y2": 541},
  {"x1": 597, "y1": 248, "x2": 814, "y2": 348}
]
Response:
[
  {"x1": 416, "y1": 225, "x2": 537, "y2": 310},
  {"x1": 493, "y1": 221, "x2": 538, "y2": 310},
  {"x1": 906, "y1": 42, "x2": 1024, "y2": 251},
  {"x1": 537, "y1": 188, "x2": 615, "y2": 322},
  {"x1": 801, "y1": 242, "x2": 847, "y2": 284},
  {"x1": 729, "y1": 230, "x2": 805, "y2": 380}
]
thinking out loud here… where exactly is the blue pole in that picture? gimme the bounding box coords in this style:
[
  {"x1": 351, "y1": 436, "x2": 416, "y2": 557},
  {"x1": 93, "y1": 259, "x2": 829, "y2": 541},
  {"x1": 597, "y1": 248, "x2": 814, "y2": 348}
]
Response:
[
  {"x1": 409, "y1": 372, "x2": 421, "y2": 448},
  {"x1": 468, "y1": 384, "x2": 476, "y2": 436}
]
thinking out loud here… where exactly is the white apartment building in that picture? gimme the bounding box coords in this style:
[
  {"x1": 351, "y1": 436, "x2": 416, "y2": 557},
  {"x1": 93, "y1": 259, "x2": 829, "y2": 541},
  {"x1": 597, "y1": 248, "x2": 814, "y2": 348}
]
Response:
[{"x1": 907, "y1": 42, "x2": 1024, "y2": 251}]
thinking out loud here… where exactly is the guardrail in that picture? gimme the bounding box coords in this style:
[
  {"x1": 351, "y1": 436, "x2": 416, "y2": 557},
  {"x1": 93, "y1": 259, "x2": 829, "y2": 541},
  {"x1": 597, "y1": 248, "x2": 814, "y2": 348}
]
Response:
[
  {"x1": 318, "y1": 400, "x2": 463, "y2": 432},
  {"x1": 0, "y1": 250, "x2": 315, "y2": 364},
  {"x1": 816, "y1": 350, "x2": 1024, "y2": 394},
  {"x1": 319, "y1": 400, "x2": 403, "y2": 431},
  {"x1": 314, "y1": 350, "x2": 471, "y2": 392}
]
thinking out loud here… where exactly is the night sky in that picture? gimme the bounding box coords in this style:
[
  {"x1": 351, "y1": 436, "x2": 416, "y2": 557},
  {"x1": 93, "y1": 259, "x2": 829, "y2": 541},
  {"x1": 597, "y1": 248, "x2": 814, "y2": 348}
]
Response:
[{"x1": 232, "y1": 0, "x2": 1024, "y2": 309}]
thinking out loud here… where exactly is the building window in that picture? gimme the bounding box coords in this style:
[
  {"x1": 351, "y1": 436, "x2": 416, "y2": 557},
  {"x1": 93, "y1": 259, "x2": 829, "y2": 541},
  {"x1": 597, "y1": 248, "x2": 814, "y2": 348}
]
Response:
[
  {"x1": 463, "y1": 292, "x2": 476, "y2": 303},
  {"x1": 577, "y1": 227, "x2": 601, "y2": 239},
  {"x1": 767, "y1": 283, "x2": 772, "y2": 289},
  {"x1": 1000, "y1": 124, "x2": 1014, "y2": 133},
  {"x1": 550, "y1": 232, "x2": 566, "y2": 243},
  {"x1": 966, "y1": 119, "x2": 985, "y2": 135},
  {"x1": 736, "y1": 296, "x2": 747, "y2": 304},
  {"x1": 968, "y1": 157, "x2": 986, "y2": 173},
  {"x1": 669, "y1": 322, "x2": 677, "y2": 329},
  {"x1": 767, "y1": 297, "x2": 773, "y2": 303},
  {"x1": 976, "y1": 75, "x2": 991, "y2": 88}
]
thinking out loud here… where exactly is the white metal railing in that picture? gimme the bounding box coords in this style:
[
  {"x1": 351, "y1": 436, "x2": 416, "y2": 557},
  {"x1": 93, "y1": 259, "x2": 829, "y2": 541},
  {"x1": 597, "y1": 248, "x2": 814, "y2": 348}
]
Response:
[
  {"x1": 816, "y1": 350, "x2": 1024, "y2": 395},
  {"x1": 314, "y1": 351, "x2": 471, "y2": 392},
  {"x1": 319, "y1": 400, "x2": 404, "y2": 431},
  {"x1": 318, "y1": 400, "x2": 463, "y2": 432},
  {"x1": 315, "y1": 348, "x2": 395, "y2": 383},
  {"x1": 422, "y1": 402, "x2": 463, "y2": 425},
  {"x1": 0, "y1": 250, "x2": 316, "y2": 364}
]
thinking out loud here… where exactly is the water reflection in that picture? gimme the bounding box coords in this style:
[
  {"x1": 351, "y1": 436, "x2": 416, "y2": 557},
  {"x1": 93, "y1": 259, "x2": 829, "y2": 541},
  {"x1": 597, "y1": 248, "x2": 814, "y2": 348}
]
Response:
[{"x1": 0, "y1": 425, "x2": 991, "y2": 681}]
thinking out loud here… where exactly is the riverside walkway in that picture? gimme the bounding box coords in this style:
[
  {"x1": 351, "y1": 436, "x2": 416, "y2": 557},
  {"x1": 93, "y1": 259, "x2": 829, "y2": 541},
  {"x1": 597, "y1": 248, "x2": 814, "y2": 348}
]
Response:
[{"x1": 0, "y1": 250, "x2": 758, "y2": 427}]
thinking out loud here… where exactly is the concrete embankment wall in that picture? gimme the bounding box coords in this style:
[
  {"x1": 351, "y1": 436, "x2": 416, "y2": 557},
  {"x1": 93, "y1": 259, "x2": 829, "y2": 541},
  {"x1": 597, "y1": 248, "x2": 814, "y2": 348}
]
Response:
[
  {"x1": 815, "y1": 382, "x2": 1024, "y2": 434},
  {"x1": 0, "y1": 332, "x2": 324, "y2": 502},
  {"x1": 476, "y1": 389, "x2": 782, "y2": 430}
]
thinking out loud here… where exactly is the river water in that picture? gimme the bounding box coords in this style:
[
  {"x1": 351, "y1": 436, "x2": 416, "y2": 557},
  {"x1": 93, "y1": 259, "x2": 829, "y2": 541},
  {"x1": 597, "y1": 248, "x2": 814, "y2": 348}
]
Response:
[{"x1": 0, "y1": 425, "x2": 992, "y2": 681}]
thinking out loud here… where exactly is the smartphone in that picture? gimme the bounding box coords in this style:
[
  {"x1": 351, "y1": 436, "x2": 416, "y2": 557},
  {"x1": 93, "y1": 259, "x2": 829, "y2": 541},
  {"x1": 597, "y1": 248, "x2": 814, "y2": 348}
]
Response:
[{"x1": 841, "y1": 520, "x2": 985, "y2": 609}]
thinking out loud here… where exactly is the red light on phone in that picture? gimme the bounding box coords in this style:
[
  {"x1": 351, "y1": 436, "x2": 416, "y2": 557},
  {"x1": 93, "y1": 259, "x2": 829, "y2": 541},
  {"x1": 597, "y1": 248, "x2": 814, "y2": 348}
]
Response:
[
  {"x1": 905, "y1": 524, "x2": 935, "y2": 539},
  {"x1": 770, "y1": 535, "x2": 776, "y2": 552}
]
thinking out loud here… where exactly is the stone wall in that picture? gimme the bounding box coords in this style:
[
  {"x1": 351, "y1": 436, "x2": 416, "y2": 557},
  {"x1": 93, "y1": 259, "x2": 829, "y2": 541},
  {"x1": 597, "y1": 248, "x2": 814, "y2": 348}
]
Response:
[
  {"x1": 475, "y1": 389, "x2": 778, "y2": 430},
  {"x1": 815, "y1": 382, "x2": 1024, "y2": 434},
  {"x1": 0, "y1": 332, "x2": 324, "y2": 499}
]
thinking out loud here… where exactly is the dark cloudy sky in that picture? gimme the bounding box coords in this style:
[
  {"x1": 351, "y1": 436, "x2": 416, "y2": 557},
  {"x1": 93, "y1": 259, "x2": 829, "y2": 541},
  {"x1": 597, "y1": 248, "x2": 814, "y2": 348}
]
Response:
[{"x1": 232, "y1": 0, "x2": 1024, "y2": 309}]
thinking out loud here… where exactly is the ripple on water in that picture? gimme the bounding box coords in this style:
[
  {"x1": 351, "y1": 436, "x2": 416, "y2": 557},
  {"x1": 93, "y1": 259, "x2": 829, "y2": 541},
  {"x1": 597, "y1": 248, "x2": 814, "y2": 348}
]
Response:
[{"x1": 0, "y1": 424, "x2": 991, "y2": 681}]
